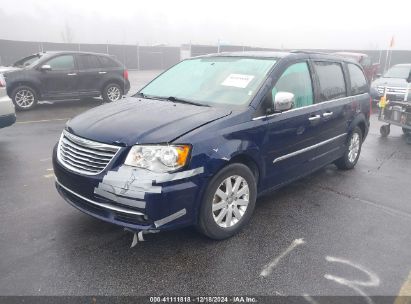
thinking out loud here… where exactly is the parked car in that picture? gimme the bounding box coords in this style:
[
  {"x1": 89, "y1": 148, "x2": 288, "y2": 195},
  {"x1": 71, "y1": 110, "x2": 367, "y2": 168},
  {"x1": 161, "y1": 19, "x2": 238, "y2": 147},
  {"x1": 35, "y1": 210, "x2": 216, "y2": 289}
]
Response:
[
  {"x1": 333, "y1": 52, "x2": 380, "y2": 82},
  {"x1": 370, "y1": 64, "x2": 411, "y2": 103},
  {"x1": 3, "y1": 51, "x2": 130, "y2": 111},
  {"x1": 53, "y1": 51, "x2": 371, "y2": 240},
  {"x1": 0, "y1": 74, "x2": 16, "y2": 129}
]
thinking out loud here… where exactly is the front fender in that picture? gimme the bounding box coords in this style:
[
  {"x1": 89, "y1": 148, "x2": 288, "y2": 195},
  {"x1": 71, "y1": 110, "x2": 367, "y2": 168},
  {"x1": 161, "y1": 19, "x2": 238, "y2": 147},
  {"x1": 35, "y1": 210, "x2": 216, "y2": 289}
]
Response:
[{"x1": 185, "y1": 114, "x2": 266, "y2": 179}]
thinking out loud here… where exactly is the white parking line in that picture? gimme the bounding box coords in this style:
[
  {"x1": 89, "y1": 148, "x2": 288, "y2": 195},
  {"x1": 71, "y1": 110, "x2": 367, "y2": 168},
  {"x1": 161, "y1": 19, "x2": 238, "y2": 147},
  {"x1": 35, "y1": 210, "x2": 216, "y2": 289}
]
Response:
[
  {"x1": 16, "y1": 118, "x2": 69, "y2": 124},
  {"x1": 260, "y1": 238, "x2": 305, "y2": 277}
]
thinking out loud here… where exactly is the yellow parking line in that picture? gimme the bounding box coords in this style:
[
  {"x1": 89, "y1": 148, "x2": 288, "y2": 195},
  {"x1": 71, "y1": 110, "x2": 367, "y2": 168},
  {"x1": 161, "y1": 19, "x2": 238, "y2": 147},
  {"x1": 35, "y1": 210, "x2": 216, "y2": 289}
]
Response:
[
  {"x1": 394, "y1": 270, "x2": 411, "y2": 304},
  {"x1": 16, "y1": 118, "x2": 69, "y2": 124}
]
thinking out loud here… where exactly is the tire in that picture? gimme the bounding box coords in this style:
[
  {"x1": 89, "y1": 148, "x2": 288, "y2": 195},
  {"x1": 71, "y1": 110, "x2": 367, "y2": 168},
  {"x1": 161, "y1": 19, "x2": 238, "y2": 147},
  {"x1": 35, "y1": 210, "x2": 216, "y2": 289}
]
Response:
[
  {"x1": 11, "y1": 85, "x2": 38, "y2": 111},
  {"x1": 380, "y1": 125, "x2": 390, "y2": 137},
  {"x1": 102, "y1": 83, "x2": 122, "y2": 103},
  {"x1": 334, "y1": 127, "x2": 363, "y2": 170},
  {"x1": 197, "y1": 163, "x2": 257, "y2": 240}
]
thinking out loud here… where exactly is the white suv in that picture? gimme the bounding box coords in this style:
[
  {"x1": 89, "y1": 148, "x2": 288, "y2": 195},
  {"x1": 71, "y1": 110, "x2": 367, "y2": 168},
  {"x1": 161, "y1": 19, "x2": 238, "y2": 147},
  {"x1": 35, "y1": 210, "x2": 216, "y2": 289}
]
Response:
[{"x1": 0, "y1": 74, "x2": 15, "y2": 129}]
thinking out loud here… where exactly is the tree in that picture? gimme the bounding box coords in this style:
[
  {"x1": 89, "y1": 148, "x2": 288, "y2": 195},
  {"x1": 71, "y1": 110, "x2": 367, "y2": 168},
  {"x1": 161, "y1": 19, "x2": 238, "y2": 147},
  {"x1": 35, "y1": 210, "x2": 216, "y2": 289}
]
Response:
[{"x1": 61, "y1": 22, "x2": 74, "y2": 43}]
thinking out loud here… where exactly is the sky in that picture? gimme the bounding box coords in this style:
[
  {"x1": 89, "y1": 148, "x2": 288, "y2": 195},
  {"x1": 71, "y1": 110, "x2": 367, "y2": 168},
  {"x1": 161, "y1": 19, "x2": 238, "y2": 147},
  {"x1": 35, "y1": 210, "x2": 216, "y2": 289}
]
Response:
[{"x1": 1, "y1": 0, "x2": 411, "y2": 50}]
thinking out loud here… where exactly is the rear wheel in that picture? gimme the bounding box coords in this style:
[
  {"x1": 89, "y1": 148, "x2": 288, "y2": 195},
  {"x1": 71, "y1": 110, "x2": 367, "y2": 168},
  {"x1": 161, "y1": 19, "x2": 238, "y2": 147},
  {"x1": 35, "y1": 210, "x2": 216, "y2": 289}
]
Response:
[
  {"x1": 197, "y1": 163, "x2": 257, "y2": 240},
  {"x1": 12, "y1": 85, "x2": 38, "y2": 111},
  {"x1": 380, "y1": 125, "x2": 390, "y2": 137},
  {"x1": 102, "y1": 83, "x2": 122, "y2": 102},
  {"x1": 334, "y1": 127, "x2": 363, "y2": 170}
]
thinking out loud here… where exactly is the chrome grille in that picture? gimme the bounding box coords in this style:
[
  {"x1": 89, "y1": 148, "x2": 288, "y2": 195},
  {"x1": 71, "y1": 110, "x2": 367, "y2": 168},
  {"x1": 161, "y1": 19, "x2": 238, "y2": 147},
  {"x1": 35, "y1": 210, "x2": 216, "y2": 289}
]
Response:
[
  {"x1": 57, "y1": 130, "x2": 120, "y2": 175},
  {"x1": 377, "y1": 86, "x2": 408, "y2": 95}
]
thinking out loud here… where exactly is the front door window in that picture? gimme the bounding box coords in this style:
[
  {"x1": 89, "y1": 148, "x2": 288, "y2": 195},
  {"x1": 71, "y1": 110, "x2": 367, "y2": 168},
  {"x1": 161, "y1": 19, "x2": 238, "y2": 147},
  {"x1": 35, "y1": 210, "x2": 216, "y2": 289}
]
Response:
[{"x1": 272, "y1": 62, "x2": 314, "y2": 109}]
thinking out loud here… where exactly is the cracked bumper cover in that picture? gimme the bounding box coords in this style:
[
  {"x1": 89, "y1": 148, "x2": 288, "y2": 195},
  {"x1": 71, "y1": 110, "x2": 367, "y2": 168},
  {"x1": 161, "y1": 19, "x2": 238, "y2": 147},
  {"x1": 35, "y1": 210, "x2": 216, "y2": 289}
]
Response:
[{"x1": 52, "y1": 146, "x2": 206, "y2": 231}]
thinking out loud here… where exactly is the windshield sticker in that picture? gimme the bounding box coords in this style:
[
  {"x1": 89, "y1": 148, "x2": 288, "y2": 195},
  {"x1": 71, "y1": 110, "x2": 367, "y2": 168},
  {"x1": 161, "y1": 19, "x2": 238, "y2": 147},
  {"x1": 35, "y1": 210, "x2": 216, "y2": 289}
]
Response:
[{"x1": 221, "y1": 74, "x2": 255, "y2": 88}]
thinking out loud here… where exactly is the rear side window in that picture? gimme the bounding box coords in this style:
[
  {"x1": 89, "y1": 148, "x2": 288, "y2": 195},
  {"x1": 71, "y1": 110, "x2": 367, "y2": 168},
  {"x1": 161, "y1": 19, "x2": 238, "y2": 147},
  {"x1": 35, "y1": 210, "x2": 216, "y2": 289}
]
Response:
[
  {"x1": 99, "y1": 56, "x2": 120, "y2": 68},
  {"x1": 314, "y1": 61, "x2": 346, "y2": 101},
  {"x1": 272, "y1": 62, "x2": 314, "y2": 108},
  {"x1": 46, "y1": 55, "x2": 75, "y2": 70},
  {"x1": 77, "y1": 54, "x2": 101, "y2": 70},
  {"x1": 348, "y1": 64, "x2": 368, "y2": 95}
]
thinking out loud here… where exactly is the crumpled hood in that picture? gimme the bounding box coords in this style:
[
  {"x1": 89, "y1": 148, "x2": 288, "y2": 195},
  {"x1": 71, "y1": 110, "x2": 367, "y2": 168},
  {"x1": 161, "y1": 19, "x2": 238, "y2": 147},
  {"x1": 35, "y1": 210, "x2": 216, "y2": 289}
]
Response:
[
  {"x1": 66, "y1": 97, "x2": 231, "y2": 146},
  {"x1": 372, "y1": 77, "x2": 408, "y2": 88}
]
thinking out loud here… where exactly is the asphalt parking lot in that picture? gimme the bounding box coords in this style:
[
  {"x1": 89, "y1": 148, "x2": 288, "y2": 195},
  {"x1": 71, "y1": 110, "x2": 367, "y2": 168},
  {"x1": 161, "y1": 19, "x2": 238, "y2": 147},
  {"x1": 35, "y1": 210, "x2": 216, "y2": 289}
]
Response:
[{"x1": 1, "y1": 70, "x2": 411, "y2": 299}]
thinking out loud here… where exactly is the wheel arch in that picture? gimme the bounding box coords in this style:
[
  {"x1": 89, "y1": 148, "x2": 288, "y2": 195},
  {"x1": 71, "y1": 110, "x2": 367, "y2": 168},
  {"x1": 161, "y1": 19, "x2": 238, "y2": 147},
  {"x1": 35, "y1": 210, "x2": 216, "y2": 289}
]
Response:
[
  {"x1": 348, "y1": 113, "x2": 369, "y2": 141},
  {"x1": 100, "y1": 78, "x2": 125, "y2": 94},
  {"x1": 8, "y1": 81, "x2": 41, "y2": 99},
  {"x1": 228, "y1": 153, "x2": 260, "y2": 187}
]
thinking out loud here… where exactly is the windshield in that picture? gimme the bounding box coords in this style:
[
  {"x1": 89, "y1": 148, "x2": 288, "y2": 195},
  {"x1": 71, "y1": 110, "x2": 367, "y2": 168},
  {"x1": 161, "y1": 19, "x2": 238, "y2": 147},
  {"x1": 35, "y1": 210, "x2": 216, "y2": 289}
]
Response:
[
  {"x1": 384, "y1": 65, "x2": 411, "y2": 78},
  {"x1": 13, "y1": 54, "x2": 43, "y2": 68},
  {"x1": 139, "y1": 57, "x2": 277, "y2": 107}
]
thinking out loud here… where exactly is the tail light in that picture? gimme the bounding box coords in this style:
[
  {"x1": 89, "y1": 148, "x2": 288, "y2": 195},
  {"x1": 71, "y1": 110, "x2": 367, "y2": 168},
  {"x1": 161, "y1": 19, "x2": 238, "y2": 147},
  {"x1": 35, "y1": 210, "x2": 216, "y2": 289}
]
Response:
[
  {"x1": 0, "y1": 74, "x2": 6, "y2": 87},
  {"x1": 123, "y1": 70, "x2": 129, "y2": 80}
]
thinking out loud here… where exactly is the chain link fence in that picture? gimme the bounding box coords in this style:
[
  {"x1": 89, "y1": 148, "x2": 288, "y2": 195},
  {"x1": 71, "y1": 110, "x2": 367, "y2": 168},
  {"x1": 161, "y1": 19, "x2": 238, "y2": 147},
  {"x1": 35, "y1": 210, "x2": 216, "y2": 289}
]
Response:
[{"x1": 1, "y1": 39, "x2": 411, "y2": 73}]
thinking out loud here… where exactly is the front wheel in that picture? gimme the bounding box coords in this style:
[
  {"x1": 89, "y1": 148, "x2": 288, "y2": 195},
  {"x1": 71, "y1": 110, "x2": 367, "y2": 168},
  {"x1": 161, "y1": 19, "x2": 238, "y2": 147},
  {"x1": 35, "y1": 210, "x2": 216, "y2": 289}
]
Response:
[
  {"x1": 334, "y1": 127, "x2": 363, "y2": 170},
  {"x1": 102, "y1": 83, "x2": 122, "y2": 102},
  {"x1": 12, "y1": 85, "x2": 38, "y2": 111},
  {"x1": 197, "y1": 163, "x2": 257, "y2": 240}
]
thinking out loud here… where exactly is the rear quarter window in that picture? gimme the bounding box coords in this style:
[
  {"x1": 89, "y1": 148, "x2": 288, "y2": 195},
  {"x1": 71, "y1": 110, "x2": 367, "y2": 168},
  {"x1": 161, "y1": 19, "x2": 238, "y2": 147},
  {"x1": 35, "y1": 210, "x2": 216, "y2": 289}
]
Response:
[
  {"x1": 99, "y1": 56, "x2": 120, "y2": 68},
  {"x1": 314, "y1": 61, "x2": 347, "y2": 101},
  {"x1": 77, "y1": 54, "x2": 101, "y2": 70},
  {"x1": 348, "y1": 63, "x2": 368, "y2": 95}
]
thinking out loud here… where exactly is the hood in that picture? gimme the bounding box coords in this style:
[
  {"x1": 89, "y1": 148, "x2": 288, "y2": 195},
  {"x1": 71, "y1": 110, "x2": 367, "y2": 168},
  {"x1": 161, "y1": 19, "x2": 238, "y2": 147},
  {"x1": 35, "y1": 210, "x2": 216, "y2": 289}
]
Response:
[
  {"x1": 66, "y1": 97, "x2": 232, "y2": 146},
  {"x1": 372, "y1": 77, "x2": 408, "y2": 88},
  {"x1": 0, "y1": 66, "x2": 21, "y2": 73}
]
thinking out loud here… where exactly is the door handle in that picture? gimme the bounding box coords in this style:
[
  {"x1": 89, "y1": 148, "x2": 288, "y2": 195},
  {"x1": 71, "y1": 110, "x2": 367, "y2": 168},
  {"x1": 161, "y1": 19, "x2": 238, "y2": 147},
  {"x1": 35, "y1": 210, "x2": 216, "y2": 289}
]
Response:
[
  {"x1": 308, "y1": 115, "x2": 321, "y2": 121},
  {"x1": 67, "y1": 73, "x2": 77, "y2": 76},
  {"x1": 98, "y1": 71, "x2": 107, "y2": 74},
  {"x1": 323, "y1": 112, "x2": 333, "y2": 118}
]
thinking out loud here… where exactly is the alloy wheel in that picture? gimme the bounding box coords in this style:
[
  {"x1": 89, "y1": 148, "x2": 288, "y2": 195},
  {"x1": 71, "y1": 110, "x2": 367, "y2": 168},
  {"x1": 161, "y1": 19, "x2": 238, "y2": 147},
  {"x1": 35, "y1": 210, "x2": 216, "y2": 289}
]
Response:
[
  {"x1": 348, "y1": 132, "x2": 360, "y2": 163},
  {"x1": 15, "y1": 89, "x2": 35, "y2": 108},
  {"x1": 212, "y1": 175, "x2": 250, "y2": 228},
  {"x1": 107, "y1": 86, "x2": 121, "y2": 102}
]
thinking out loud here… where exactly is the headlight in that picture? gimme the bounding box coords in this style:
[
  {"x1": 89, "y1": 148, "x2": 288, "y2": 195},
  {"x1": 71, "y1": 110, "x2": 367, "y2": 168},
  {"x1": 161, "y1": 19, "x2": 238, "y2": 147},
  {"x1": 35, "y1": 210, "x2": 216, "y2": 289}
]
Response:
[{"x1": 124, "y1": 145, "x2": 191, "y2": 172}]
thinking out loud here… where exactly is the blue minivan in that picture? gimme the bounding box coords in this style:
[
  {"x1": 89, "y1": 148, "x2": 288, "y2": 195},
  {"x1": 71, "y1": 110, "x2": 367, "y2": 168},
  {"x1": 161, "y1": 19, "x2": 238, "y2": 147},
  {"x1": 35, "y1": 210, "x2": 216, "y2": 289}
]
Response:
[{"x1": 53, "y1": 51, "x2": 371, "y2": 239}]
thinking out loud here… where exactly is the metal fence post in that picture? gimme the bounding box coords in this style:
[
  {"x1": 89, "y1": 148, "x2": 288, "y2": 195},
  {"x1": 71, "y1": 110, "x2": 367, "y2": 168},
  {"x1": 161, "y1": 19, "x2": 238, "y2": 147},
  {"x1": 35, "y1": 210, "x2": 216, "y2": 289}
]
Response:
[{"x1": 137, "y1": 43, "x2": 140, "y2": 70}]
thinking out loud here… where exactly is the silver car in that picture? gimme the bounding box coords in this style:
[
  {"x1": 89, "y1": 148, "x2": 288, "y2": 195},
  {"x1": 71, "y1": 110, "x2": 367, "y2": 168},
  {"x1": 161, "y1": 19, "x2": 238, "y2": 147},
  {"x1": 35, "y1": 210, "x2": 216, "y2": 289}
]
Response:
[
  {"x1": 0, "y1": 74, "x2": 16, "y2": 129},
  {"x1": 371, "y1": 64, "x2": 411, "y2": 103}
]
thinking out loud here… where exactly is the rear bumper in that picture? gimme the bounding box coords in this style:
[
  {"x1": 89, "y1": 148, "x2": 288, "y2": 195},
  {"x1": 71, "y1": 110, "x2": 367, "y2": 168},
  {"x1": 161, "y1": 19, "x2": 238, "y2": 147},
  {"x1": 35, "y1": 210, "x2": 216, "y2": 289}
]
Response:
[
  {"x1": 124, "y1": 80, "x2": 130, "y2": 95},
  {"x1": 0, "y1": 94, "x2": 16, "y2": 128},
  {"x1": 53, "y1": 145, "x2": 206, "y2": 231}
]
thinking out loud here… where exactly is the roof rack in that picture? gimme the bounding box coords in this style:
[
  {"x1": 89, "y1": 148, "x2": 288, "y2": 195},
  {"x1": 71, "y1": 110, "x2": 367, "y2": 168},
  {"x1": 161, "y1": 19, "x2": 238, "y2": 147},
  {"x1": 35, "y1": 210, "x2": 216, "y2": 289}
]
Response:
[{"x1": 289, "y1": 50, "x2": 330, "y2": 55}]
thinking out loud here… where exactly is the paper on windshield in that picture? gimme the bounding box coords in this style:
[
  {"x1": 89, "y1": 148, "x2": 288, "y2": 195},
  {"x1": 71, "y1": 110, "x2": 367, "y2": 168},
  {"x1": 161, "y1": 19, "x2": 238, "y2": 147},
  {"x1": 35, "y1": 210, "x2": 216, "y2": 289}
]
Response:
[{"x1": 221, "y1": 74, "x2": 255, "y2": 88}]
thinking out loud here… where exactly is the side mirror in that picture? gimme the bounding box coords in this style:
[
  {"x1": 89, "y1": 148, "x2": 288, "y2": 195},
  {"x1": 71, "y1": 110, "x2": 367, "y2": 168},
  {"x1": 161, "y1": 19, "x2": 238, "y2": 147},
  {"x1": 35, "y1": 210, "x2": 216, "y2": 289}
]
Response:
[
  {"x1": 274, "y1": 92, "x2": 295, "y2": 112},
  {"x1": 407, "y1": 71, "x2": 411, "y2": 83},
  {"x1": 40, "y1": 64, "x2": 51, "y2": 71}
]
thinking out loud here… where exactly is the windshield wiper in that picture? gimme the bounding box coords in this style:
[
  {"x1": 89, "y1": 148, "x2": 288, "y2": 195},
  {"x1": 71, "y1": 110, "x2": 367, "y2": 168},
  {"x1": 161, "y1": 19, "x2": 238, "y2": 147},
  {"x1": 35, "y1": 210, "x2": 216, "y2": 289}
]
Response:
[
  {"x1": 137, "y1": 92, "x2": 209, "y2": 107},
  {"x1": 166, "y1": 96, "x2": 209, "y2": 107},
  {"x1": 135, "y1": 92, "x2": 164, "y2": 101}
]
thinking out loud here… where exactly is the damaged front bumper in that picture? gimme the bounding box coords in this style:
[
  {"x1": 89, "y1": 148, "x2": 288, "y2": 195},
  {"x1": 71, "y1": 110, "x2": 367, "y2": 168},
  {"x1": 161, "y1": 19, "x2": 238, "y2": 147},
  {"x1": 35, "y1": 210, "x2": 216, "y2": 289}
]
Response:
[{"x1": 53, "y1": 145, "x2": 206, "y2": 231}]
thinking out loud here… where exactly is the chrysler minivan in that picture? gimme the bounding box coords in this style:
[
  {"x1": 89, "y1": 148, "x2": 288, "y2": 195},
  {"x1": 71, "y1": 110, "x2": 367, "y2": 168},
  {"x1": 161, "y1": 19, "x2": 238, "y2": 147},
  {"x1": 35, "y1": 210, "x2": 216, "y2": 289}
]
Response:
[{"x1": 53, "y1": 51, "x2": 370, "y2": 239}]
